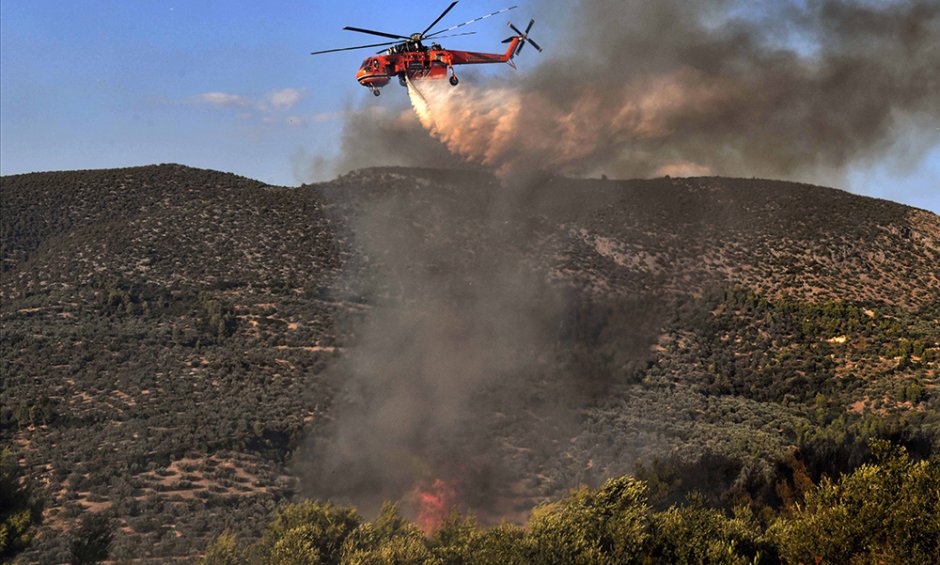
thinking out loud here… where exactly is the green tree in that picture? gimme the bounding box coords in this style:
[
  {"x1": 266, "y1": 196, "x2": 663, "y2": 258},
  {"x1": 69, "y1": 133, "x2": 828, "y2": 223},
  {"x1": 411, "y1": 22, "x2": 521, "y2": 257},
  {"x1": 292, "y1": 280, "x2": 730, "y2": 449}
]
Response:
[
  {"x1": 771, "y1": 440, "x2": 940, "y2": 564},
  {"x1": 468, "y1": 523, "x2": 530, "y2": 565},
  {"x1": 0, "y1": 448, "x2": 42, "y2": 561},
  {"x1": 427, "y1": 511, "x2": 482, "y2": 564},
  {"x1": 270, "y1": 524, "x2": 322, "y2": 564},
  {"x1": 198, "y1": 532, "x2": 243, "y2": 565},
  {"x1": 341, "y1": 502, "x2": 435, "y2": 564},
  {"x1": 254, "y1": 501, "x2": 360, "y2": 565},
  {"x1": 527, "y1": 476, "x2": 651, "y2": 564},
  {"x1": 649, "y1": 494, "x2": 772, "y2": 564}
]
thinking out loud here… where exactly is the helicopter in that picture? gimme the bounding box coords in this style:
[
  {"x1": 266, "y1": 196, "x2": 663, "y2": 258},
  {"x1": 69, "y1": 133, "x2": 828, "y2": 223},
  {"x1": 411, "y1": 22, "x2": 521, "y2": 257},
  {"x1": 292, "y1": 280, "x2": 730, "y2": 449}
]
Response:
[{"x1": 310, "y1": 1, "x2": 541, "y2": 96}]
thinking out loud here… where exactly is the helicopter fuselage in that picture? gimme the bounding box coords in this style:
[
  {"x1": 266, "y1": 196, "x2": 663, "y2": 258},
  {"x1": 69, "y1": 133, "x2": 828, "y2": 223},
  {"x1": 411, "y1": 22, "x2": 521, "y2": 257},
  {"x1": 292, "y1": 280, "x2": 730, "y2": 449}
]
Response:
[{"x1": 355, "y1": 37, "x2": 521, "y2": 93}]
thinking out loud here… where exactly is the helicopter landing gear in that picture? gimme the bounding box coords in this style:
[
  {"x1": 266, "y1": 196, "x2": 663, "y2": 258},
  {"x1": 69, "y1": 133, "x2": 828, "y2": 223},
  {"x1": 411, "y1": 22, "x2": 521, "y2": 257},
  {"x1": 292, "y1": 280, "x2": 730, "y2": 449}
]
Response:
[
  {"x1": 371, "y1": 88, "x2": 381, "y2": 97},
  {"x1": 449, "y1": 75, "x2": 459, "y2": 86}
]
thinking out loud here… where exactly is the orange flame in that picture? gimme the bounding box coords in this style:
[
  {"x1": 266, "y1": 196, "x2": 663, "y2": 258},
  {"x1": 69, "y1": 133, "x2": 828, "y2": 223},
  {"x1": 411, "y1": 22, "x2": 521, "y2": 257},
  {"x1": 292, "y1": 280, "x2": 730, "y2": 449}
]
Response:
[{"x1": 416, "y1": 478, "x2": 458, "y2": 533}]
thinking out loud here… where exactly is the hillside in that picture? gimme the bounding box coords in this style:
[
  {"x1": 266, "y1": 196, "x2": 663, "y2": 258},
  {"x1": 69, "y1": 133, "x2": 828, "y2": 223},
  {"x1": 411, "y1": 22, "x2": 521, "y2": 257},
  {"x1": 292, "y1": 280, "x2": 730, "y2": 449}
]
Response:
[{"x1": 1, "y1": 164, "x2": 938, "y2": 562}]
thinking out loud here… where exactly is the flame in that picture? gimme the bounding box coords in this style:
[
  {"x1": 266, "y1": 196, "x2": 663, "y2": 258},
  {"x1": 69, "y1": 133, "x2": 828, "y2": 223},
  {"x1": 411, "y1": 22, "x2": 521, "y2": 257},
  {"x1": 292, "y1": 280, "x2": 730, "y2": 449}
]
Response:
[{"x1": 416, "y1": 478, "x2": 458, "y2": 533}]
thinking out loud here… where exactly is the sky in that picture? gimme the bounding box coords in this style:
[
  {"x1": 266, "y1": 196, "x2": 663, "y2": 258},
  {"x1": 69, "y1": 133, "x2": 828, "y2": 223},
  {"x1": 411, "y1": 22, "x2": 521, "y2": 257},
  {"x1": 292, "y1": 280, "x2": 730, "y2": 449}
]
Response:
[{"x1": 1, "y1": 0, "x2": 938, "y2": 213}]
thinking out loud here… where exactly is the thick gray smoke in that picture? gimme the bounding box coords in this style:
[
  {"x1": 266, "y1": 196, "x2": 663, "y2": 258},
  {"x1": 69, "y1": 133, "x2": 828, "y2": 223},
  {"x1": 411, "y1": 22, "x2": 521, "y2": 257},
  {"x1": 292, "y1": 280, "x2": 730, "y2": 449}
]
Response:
[
  {"x1": 294, "y1": 176, "x2": 572, "y2": 522},
  {"x1": 293, "y1": 0, "x2": 940, "y2": 524},
  {"x1": 339, "y1": 0, "x2": 940, "y2": 181}
]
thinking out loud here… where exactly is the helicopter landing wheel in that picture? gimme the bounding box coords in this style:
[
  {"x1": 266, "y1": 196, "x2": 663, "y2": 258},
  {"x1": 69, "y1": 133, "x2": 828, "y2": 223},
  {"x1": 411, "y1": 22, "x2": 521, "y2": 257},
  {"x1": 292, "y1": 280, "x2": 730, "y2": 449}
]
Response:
[
  {"x1": 372, "y1": 89, "x2": 381, "y2": 97},
  {"x1": 449, "y1": 75, "x2": 459, "y2": 86}
]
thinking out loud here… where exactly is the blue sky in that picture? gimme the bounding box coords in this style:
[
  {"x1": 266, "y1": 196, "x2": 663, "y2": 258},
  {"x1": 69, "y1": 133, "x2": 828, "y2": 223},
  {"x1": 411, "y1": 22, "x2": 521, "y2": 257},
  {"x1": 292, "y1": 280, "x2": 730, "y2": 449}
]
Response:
[
  {"x1": 1, "y1": 1, "x2": 937, "y2": 212},
  {"x1": 0, "y1": 1, "x2": 522, "y2": 185}
]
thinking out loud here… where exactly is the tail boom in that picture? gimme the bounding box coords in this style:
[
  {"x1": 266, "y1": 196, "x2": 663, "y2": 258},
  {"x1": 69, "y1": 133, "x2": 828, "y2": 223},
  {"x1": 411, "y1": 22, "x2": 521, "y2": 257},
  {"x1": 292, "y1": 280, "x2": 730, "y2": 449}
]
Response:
[{"x1": 448, "y1": 37, "x2": 520, "y2": 65}]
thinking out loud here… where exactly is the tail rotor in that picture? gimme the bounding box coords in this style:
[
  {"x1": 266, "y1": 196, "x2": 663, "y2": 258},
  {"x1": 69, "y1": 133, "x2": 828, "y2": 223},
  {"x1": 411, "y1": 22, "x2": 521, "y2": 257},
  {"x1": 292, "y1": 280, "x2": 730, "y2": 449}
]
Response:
[{"x1": 503, "y1": 18, "x2": 542, "y2": 58}]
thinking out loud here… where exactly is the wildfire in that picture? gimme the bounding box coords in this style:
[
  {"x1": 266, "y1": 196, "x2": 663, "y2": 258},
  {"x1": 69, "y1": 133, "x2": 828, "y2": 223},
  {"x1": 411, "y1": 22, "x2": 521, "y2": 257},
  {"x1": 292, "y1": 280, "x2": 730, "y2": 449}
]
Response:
[{"x1": 416, "y1": 478, "x2": 458, "y2": 533}]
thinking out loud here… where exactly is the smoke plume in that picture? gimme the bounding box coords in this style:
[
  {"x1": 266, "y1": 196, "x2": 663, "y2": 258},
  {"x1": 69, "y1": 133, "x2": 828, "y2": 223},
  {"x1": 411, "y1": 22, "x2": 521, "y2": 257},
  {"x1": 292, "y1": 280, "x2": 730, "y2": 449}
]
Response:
[
  {"x1": 333, "y1": 106, "x2": 474, "y2": 175},
  {"x1": 344, "y1": 0, "x2": 940, "y2": 181},
  {"x1": 294, "y1": 0, "x2": 940, "y2": 523},
  {"x1": 294, "y1": 176, "x2": 569, "y2": 520}
]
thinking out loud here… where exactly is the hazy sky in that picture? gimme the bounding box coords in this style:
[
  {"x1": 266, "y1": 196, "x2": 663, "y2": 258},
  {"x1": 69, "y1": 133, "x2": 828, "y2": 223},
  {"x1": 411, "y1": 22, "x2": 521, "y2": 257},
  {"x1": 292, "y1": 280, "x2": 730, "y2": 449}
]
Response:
[{"x1": 1, "y1": 0, "x2": 937, "y2": 212}]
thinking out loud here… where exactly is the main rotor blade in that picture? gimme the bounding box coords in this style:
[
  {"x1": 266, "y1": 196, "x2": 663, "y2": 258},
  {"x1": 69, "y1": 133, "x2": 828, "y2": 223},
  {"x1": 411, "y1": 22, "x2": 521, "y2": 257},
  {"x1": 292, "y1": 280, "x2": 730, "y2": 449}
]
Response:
[
  {"x1": 343, "y1": 26, "x2": 410, "y2": 40},
  {"x1": 427, "y1": 31, "x2": 477, "y2": 40},
  {"x1": 425, "y1": 5, "x2": 517, "y2": 38},
  {"x1": 311, "y1": 40, "x2": 401, "y2": 56},
  {"x1": 422, "y1": 1, "x2": 459, "y2": 36},
  {"x1": 374, "y1": 31, "x2": 476, "y2": 52}
]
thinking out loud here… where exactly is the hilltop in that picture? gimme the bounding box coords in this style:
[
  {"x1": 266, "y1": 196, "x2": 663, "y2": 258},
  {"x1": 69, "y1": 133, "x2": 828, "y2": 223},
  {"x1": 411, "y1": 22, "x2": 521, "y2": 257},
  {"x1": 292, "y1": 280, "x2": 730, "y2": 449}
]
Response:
[
  {"x1": 1, "y1": 164, "x2": 937, "y2": 562},
  {"x1": 5, "y1": 165, "x2": 937, "y2": 304}
]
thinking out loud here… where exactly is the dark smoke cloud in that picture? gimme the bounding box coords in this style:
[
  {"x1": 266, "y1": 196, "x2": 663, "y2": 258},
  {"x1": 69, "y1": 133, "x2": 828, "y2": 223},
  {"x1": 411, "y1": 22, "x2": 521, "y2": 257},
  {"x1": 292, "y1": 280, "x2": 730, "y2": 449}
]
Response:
[
  {"x1": 332, "y1": 106, "x2": 472, "y2": 175},
  {"x1": 338, "y1": 0, "x2": 940, "y2": 181},
  {"x1": 292, "y1": 0, "x2": 940, "y2": 522},
  {"x1": 552, "y1": 0, "x2": 940, "y2": 179},
  {"x1": 293, "y1": 179, "x2": 570, "y2": 518}
]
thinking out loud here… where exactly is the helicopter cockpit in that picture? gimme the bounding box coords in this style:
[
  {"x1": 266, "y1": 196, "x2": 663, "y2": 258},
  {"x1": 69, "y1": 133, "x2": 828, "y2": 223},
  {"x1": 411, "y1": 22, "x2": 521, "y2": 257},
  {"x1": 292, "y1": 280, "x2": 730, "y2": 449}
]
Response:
[{"x1": 360, "y1": 58, "x2": 383, "y2": 72}]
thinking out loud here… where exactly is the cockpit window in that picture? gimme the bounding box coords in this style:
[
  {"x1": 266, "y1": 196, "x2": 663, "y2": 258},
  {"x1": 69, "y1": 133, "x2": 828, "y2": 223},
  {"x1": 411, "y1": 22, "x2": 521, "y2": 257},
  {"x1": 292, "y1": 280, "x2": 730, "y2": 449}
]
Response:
[{"x1": 360, "y1": 59, "x2": 370, "y2": 69}]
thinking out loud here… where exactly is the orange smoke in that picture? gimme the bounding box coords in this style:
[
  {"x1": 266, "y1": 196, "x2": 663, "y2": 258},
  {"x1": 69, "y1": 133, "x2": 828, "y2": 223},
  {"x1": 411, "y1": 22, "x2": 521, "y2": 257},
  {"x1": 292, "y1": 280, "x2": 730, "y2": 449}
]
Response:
[
  {"x1": 406, "y1": 68, "x2": 729, "y2": 177},
  {"x1": 415, "y1": 478, "x2": 458, "y2": 534}
]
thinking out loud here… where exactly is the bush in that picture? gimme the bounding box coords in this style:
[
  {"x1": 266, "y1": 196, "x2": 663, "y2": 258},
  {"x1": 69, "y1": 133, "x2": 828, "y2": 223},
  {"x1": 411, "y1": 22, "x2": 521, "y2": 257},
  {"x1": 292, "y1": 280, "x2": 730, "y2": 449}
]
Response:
[{"x1": 69, "y1": 513, "x2": 114, "y2": 564}]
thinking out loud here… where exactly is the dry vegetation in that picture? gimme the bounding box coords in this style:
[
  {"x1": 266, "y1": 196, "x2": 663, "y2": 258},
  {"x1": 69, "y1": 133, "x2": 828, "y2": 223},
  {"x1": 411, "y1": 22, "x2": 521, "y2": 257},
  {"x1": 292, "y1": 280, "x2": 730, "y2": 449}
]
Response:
[{"x1": 1, "y1": 164, "x2": 937, "y2": 562}]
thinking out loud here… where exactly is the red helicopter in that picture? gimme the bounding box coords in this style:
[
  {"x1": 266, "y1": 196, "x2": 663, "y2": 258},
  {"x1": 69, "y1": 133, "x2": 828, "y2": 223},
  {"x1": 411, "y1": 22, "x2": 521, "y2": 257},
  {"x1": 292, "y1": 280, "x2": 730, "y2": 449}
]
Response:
[{"x1": 311, "y1": 1, "x2": 541, "y2": 96}]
